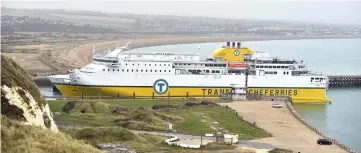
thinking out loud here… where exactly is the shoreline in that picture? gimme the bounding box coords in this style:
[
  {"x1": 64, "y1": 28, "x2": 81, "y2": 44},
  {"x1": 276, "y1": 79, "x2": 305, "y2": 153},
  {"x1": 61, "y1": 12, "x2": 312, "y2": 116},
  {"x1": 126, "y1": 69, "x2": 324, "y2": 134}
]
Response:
[
  {"x1": 285, "y1": 101, "x2": 357, "y2": 153},
  {"x1": 125, "y1": 35, "x2": 361, "y2": 51},
  {"x1": 53, "y1": 35, "x2": 361, "y2": 73},
  {"x1": 28, "y1": 34, "x2": 361, "y2": 77}
]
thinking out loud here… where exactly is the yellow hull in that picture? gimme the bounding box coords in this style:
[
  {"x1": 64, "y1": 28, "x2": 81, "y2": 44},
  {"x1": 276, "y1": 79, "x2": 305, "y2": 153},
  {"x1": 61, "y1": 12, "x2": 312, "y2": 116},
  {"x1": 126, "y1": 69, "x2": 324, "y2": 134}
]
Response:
[
  {"x1": 247, "y1": 88, "x2": 331, "y2": 103},
  {"x1": 54, "y1": 84, "x2": 331, "y2": 103},
  {"x1": 54, "y1": 84, "x2": 232, "y2": 98}
]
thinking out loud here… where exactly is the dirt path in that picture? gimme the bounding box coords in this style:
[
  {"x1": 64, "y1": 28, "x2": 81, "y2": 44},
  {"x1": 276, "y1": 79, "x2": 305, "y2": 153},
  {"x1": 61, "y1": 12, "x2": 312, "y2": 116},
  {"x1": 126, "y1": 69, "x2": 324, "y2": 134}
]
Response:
[{"x1": 220, "y1": 101, "x2": 348, "y2": 153}]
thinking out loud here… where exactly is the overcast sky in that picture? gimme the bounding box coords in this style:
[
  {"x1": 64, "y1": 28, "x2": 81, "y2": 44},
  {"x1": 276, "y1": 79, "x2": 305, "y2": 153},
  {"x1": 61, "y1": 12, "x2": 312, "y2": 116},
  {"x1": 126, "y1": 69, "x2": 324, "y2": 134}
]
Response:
[{"x1": 2, "y1": 0, "x2": 361, "y2": 25}]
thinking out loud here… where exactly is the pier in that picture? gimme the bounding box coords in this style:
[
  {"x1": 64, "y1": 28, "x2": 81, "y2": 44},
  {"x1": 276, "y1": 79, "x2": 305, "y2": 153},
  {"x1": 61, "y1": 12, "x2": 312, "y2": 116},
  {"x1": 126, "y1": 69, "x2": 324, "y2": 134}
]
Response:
[{"x1": 328, "y1": 75, "x2": 361, "y2": 88}]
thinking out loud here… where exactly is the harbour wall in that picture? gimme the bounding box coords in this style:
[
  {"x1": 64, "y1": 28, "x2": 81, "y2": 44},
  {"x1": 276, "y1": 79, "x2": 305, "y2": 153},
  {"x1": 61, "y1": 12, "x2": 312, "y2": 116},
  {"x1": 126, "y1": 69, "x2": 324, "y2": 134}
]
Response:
[
  {"x1": 285, "y1": 101, "x2": 357, "y2": 153},
  {"x1": 328, "y1": 75, "x2": 361, "y2": 88}
]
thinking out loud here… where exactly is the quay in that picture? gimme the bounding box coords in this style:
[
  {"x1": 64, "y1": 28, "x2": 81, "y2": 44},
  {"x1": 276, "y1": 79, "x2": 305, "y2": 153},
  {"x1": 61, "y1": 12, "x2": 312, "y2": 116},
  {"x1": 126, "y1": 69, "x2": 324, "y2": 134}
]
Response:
[{"x1": 328, "y1": 75, "x2": 361, "y2": 88}]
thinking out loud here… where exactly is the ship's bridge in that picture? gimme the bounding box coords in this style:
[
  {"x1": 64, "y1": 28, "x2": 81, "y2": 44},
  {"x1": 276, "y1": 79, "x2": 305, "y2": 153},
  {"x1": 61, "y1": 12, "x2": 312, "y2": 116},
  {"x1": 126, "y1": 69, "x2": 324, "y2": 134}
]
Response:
[
  {"x1": 210, "y1": 41, "x2": 254, "y2": 62},
  {"x1": 92, "y1": 56, "x2": 119, "y2": 63}
]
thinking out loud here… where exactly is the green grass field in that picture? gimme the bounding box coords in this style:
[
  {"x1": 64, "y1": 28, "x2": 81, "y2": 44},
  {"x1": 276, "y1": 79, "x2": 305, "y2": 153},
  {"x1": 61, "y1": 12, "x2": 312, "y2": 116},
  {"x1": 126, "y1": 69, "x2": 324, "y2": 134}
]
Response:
[
  {"x1": 48, "y1": 99, "x2": 190, "y2": 112},
  {"x1": 49, "y1": 100, "x2": 271, "y2": 140}
]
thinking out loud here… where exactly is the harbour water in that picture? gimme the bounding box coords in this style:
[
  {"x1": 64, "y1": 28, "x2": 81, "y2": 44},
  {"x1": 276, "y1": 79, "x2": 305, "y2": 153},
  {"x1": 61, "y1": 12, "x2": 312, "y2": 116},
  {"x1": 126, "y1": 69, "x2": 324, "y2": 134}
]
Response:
[{"x1": 39, "y1": 38, "x2": 361, "y2": 152}]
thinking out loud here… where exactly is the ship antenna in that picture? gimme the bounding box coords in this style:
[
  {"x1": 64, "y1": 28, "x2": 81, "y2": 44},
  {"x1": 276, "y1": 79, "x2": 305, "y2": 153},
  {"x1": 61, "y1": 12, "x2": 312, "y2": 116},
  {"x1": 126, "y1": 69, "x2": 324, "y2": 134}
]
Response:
[{"x1": 92, "y1": 45, "x2": 96, "y2": 55}]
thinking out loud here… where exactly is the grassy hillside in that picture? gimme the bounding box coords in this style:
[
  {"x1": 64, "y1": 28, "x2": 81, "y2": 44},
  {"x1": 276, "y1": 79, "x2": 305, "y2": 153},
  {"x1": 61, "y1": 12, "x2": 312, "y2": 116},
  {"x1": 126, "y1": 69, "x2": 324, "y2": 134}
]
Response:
[
  {"x1": 1, "y1": 116, "x2": 102, "y2": 153},
  {"x1": 49, "y1": 100, "x2": 272, "y2": 140},
  {"x1": 54, "y1": 101, "x2": 183, "y2": 131}
]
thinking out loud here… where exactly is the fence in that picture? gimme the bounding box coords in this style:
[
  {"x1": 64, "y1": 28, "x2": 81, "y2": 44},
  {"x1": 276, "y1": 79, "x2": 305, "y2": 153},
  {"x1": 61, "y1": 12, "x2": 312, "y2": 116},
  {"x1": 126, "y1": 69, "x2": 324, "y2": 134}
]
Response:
[
  {"x1": 246, "y1": 94, "x2": 292, "y2": 102},
  {"x1": 45, "y1": 92, "x2": 233, "y2": 102}
]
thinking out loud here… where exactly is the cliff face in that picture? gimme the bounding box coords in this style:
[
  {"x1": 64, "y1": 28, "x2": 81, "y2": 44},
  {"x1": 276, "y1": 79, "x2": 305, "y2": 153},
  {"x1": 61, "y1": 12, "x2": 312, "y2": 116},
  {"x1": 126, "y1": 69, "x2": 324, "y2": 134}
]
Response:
[{"x1": 1, "y1": 54, "x2": 58, "y2": 132}]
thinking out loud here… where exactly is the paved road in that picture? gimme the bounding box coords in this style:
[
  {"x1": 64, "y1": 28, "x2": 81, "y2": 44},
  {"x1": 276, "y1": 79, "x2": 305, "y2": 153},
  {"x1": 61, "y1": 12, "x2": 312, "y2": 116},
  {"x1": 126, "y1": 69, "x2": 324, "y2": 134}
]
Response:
[
  {"x1": 220, "y1": 101, "x2": 348, "y2": 153},
  {"x1": 131, "y1": 130, "x2": 274, "y2": 150}
]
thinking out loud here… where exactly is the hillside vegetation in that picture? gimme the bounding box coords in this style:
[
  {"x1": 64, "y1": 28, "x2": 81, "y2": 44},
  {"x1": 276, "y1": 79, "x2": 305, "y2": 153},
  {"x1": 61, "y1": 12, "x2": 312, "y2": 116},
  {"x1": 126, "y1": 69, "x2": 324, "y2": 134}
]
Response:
[
  {"x1": 1, "y1": 116, "x2": 102, "y2": 153},
  {"x1": 1, "y1": 54, "x2": 102, "y2": 153}
]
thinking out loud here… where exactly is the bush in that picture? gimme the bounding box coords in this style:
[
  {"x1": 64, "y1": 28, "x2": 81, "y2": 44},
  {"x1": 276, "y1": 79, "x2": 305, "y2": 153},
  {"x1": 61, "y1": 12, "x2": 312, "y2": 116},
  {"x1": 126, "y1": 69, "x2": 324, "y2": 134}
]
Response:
[
  {"x1": 200, "y1": 101, "x2": 215, "y2": 105},
  {"x1": 151, "y1": 105, "x2": 175, "y2": 110}
]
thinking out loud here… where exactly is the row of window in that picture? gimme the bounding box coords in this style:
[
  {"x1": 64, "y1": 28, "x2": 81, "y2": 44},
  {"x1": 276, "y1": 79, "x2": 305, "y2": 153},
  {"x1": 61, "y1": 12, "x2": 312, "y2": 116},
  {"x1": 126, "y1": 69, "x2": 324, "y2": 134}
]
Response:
[
  {"x1": 187, "y1": 69, "x2": 221, "y2": 74},
  {"x1": 174, "y1": 63, "x2": 227, "y2": 67},
  {"x1": 123, "y1": 63, "x2": 171, "y2": 66},
  {"x1": 255, "y1": 65, "x2": 289, "y2": 69},
  {"x1": 311, "y1": 77, "x2": 326, "y2": 82},
  {"x1": 244, "y1": 59, "x2": 295, "y2": 64},
  {"x1": 103, "y1": 69, "x2": 172, "y2": 73},
  {"x1": 93, "y1": 59, "x2": 118, "y2": 63},
  {"x1": 265, "y1": 71, "x2": 277, "y2": 74}
]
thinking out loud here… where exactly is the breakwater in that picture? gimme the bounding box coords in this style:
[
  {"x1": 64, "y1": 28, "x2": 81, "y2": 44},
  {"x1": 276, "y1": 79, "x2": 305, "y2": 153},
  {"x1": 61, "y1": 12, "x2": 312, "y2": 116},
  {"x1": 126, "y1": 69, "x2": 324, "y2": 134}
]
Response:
[{"x1": 328, "y1": 75, "x2": 361, "y2": 88}]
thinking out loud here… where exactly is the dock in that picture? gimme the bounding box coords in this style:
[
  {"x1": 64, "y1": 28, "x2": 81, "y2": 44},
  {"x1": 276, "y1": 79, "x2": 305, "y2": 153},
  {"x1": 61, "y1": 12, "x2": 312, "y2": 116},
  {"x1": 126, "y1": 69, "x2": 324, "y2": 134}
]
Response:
[{"x1": 328, "y1": 75, "x2": 361, "y2": 88}]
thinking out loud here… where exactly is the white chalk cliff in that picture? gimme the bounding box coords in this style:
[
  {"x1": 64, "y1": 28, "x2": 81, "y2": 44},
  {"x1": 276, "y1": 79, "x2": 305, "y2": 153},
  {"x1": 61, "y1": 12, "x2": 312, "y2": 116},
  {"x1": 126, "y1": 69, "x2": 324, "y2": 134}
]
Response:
[{"x1": 1, "y1": 54, "x2": 58, "y2": 132}]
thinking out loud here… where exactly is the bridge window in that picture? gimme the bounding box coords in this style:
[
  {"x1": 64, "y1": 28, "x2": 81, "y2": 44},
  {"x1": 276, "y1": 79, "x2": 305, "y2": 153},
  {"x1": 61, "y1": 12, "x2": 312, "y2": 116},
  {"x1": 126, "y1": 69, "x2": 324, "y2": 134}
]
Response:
[
  {"x1": 169, "y1": 70, "x2": 171, "y2": 72},
  {"x1": 155, "y1": 70, "x2": 157, "y2": 72},
  {"x1": 127, "y1": 69, "x2": 129, "y2": 72},
  {"x1": 108, "y1": 69, "x2": 110, "y2": 71},
  {"x1": 155, "y1": 64, "x2": 157, "y2": 66},
  {"x1": 146, "y1": 70, "x2": 148, "y2": 72},
  {"x1": 117, "y1": 69, "x2": 119, "y2": 72},
  {"x1": 150, "y1": 70, "x2": 152, "y2": 72},
  {"x1": 141, "y1": 69, "x2": 143, "y2": 72},
  {"x1": 132, "y1": 69, "x2": 134, "y2": 72},
  {"x1": 160, "y1": 70, "x2": 162, "y2": 72},
  {"x1": 136, "y1": 69, "x2": 138, "y2": 72},
  {"x1": 113, "y1": 69, "x2": 114, "y2": 72},
  {"x1": 122, "y1": 69, "x2": 124, "y2": 72},
  {"x1": 126, "y1": 63, "x2": 128, "y2": 65},
  {"x1": 149, "y1": 64, "x2": 151, "y2": 66},
  {"x1": 103, "y1": 69, "x2": 105, "y2": 71}
]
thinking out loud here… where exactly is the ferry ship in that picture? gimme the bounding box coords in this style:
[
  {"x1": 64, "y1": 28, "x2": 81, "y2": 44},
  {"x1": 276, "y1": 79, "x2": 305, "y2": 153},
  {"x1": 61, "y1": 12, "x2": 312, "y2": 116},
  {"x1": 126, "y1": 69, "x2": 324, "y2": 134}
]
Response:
[{"x1": 48, "y1": 41, "x2": 330, "y2": 103}]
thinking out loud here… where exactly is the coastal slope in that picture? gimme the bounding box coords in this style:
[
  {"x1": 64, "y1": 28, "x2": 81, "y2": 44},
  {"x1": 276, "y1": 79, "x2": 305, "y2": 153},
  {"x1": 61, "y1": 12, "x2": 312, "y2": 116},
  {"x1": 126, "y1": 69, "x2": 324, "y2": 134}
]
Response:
[{"x1": 1, "y1": 54, "x2": 102, "y2": 153}]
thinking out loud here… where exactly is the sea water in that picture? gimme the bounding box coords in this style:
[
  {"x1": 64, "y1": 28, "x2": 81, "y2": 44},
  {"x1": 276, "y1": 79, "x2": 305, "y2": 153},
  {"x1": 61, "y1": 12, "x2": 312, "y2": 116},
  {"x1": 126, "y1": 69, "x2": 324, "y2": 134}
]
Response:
[{"x1": 131, "y1": 38, "x2": 361, "y2": 152}]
